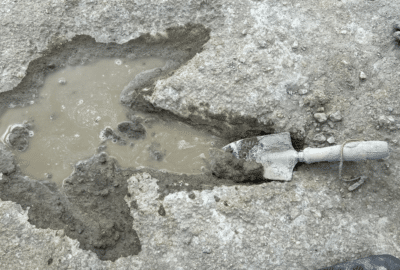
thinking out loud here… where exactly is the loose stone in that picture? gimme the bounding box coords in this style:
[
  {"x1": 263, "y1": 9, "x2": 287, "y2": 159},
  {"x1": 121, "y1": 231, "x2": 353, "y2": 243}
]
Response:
[
  {"x1": 298, "y1": 89, "x2": 308, "y2": 95},
  {"x1": 327, "y1": 136, "x2": 335, "y2": 144},
  {"x1": 58, "y1": 78, "x2": 67, "y2": 85},
  {"x1": 359, "y1": 71, "x2": 367, "y2": 80},
  {"x1": 313, "y1": 133, "x2": 326, "y2": 143},
  {"x1": 378, "y1": 115, "x2": 395, "y2": 126},
  {"x1": 329, "y1": 111, "x2": 342, "y2": 122},
  {"x1": 314, "y1": 113, "x2": 327, "y2": 123}
]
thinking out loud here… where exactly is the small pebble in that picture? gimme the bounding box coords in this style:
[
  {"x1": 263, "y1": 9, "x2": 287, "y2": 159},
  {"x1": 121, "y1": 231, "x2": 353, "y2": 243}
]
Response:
[
  {"x1": 322, "y1": 126, "x2": 331, "y2": 133},
  {"x1": 314, "y1": 113, "x2": 327, "y2": 123},
  {"x1": 359, "y1": 71, "x2": 367, "y2": 80},
  {"x1": 241, "y1": 29, "x2": 247, "y2": 35},
  {"x1": 378, "y1": 115, "x2": 395, "y2": 126},
  {"x1": 0, "y1": 173, "x2": 3, "y2": 181},
  {"x1": 44, "y1": 173, "x2": 52, "y2": 179},
  {"x1": 292, "y1": 40, "x2": 298, "y2": 49},
  {"x1": 329, "y1": 111, "x2": 342, "y2": 122},
  {"x1": 316, "y1": 107, "x2": 324, "y2": 112},
  {"x1": 203, "y1": 248, "x2": 212, "y2": 254},
  {"x1": 327, "y1": 121, "x2": 334, "y2": 128},
  {"x1": 313, "y1": 133, "x2": 326, "y2": 143},
  {"x1": 387, "y1": 107, "x2": 394, "y2": 112},
  {"x1": 298, "y1": 89, "x2": 308, "y2": 95},
  {"x1": 58, "y1": 78, "x2": 67, "y2": 85},
  {"x1": 327, "y1": 136, "x2": 335, "y2": 144}
]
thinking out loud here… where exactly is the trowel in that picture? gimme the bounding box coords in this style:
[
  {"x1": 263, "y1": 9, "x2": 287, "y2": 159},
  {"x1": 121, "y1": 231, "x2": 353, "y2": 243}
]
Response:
[{"x1": 222, "y1": 132, "x2": 390, "y2": 181}]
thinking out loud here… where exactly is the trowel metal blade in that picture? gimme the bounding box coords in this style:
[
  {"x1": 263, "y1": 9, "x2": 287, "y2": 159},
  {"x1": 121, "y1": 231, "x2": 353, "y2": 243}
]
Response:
[{"x1": 222, "y1": 132, "x2": 299, "y2": 181}]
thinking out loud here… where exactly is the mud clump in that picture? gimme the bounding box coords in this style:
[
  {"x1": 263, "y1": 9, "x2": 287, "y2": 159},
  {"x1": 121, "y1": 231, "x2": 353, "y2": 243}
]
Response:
[
  {"x1": 117, "y1": 121, "x2": 146, "y2": 140},
  {"x1": 62, "y1": 152, "x2": 141, "y2": 261},
  {"x1": 208, "y1": 148, "x2": 264, "y2": 183},
  {"x1": 0, "y1": 147, "x2": 141, "y2": 262},
  {"x1": 100, "y1": 127, "x2": 127, "y2": 145}
]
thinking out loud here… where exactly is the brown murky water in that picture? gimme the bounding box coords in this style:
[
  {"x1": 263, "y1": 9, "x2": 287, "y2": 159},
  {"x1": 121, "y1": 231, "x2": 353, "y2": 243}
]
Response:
[{"x1": 0, "y1": 58, "x2": 226, "y2": 186}]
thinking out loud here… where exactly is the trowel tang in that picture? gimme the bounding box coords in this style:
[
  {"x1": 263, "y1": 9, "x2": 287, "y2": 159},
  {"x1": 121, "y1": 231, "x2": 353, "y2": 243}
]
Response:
[{"x1": 222, "y1": 132, "x2": 390, "y2": 181}]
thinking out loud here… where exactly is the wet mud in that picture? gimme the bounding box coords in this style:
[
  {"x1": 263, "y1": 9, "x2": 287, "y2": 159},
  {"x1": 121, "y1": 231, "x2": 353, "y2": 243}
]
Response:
[{"x1": 0, "y1": 24, "x2": 286, "y2": 261}]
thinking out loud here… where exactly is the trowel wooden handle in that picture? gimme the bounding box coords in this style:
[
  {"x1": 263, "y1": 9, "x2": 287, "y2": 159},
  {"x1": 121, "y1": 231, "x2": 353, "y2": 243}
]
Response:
[{"x1": 298, "y1": 141, "x2": 389, "y2": 164}]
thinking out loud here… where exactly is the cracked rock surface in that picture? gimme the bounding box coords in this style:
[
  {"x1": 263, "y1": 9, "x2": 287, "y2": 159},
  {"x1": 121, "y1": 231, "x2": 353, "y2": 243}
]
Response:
[{"x1": 1, "y1": 0, "x2": 400, "y2": 269}]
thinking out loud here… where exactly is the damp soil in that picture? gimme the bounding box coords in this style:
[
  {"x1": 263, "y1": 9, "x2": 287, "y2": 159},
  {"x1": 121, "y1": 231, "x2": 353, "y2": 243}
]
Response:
[{"x1": 0, "y1": 24, "x2": 286, "y2": 262}]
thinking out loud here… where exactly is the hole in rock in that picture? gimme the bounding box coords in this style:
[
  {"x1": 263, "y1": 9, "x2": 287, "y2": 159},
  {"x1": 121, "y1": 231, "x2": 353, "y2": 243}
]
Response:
[
  {"x1": 0, "y1": 57, "x2": 226, "y2": 186},
  {"x1": 0, "y1": 24, "x2": 276, "y2": 262}
]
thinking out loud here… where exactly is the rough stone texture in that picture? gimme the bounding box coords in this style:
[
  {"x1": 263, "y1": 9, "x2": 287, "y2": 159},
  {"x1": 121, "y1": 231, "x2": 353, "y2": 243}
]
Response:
[
  {"x1": 1, "y1": 0, "x2": 400, "y2": 269},
  {"x1": 319, "y1": 254, "x2": 400, "y2": 270},
  {"x1": 0, "y1": 143, "x2": 16, "y2": 174}
]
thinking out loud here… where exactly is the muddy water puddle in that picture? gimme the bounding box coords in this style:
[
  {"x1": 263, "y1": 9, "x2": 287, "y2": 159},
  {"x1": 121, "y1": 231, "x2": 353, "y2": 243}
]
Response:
[{"x1": 0, "y1": 57, "x2": 226, "y2": 186}]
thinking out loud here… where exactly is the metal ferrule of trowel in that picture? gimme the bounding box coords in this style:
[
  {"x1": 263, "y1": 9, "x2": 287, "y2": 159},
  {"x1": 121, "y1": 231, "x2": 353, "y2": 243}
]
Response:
[{"x1": 221, "y1": 132, "x2": 390, "y2": 181}]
